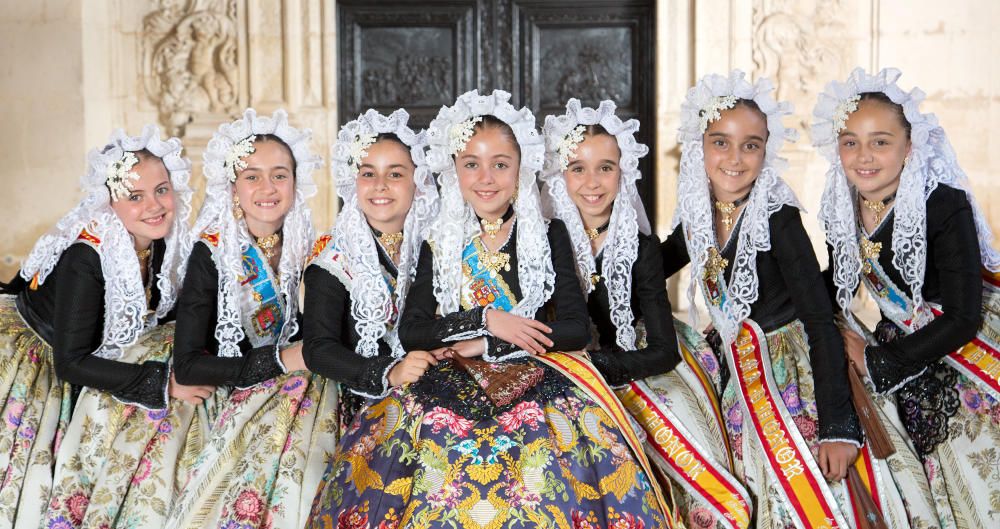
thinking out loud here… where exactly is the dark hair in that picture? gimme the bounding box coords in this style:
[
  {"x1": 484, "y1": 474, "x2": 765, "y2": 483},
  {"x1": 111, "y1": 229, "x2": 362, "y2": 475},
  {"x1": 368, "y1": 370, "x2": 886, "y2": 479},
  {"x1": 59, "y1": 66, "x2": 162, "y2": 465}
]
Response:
[
  {"x1": 253, "y1": 133, "x2": 297, "y2": 174},
  {"x1": 371, "y1": 132, "x2": 415, "y2": 166},
  {"x1": 582, "y1": 124, "x2": 611, "y2": 137},
  {"x1": 131, "y1": 148, "x2": 168, "y2": 174},
  {"x1": 734, "y1": 98, "x2": 766, "y2": 121},
  {"x1": 858, "y1": 92, "x2": 911, "y2": 140},
  {"x1": 472, "y1": 114, "x2": 521, "y2": 157}
]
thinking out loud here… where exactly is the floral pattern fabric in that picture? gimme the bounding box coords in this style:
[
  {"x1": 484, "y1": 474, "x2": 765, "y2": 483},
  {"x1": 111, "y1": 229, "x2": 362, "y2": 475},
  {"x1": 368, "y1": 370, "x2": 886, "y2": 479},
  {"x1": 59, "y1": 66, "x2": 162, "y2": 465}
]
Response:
[{"x1": 0, "y1": 294, "x2": 72, "y2": 529}]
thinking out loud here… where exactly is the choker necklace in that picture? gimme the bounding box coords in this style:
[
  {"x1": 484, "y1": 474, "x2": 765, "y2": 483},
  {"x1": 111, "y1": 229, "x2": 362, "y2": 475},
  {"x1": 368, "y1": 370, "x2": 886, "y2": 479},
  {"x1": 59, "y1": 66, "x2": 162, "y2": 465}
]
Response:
[
  {"x1": 584, "y1": 219, "x2": 611, "y2": 241},
  {"x1": 136, "y1": 247, "x2": 152, "y2": 262},
  {"x1": 255, "y1": 232, "x2": 281, "y2": 261},
  {"x1": 371, "y1": 226, "x2": 404, "y2": 261},
  {"x1": 713, "y1": 191, "x2": 752, "y2": 230},
  {"x1": 860, "y1": 191, "x2": 896, "y2": 225},
  {"x1": 478, "y1": 206, "x2": 515, "y2": 240}
]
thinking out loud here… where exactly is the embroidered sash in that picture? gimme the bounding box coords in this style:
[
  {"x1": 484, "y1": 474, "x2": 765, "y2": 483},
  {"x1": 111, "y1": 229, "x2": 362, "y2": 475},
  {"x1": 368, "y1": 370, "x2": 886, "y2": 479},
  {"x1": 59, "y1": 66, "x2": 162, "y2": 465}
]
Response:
[
  {"x1": 860, "y1": 254, "x2": 1000, "y2": 399},
  {"x1": 536, "y1": 351, "x2": 677, "y2": 528},
  {"x1": 237, "y1": 244, "x2": 285, "y2": 348},
  {"x1": 461, "y1": 239, "x2": 516, "y2": 312},
  {"x1": 728, "y1": 321, "x2": 849, "y2": 529}
]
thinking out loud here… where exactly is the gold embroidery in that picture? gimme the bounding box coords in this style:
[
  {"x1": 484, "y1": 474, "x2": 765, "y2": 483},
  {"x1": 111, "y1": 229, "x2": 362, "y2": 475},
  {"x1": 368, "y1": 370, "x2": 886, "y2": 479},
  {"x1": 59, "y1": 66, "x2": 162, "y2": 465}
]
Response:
[{"x1": 860, "y1": 237, "x2": 882, "y2": 274}]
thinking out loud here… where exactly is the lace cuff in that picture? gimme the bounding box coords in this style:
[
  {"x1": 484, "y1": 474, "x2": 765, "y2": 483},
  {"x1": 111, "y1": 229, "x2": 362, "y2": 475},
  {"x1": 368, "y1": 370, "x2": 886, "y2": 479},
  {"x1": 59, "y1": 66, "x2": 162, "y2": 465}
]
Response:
[
  {"x1": 818, "y1": 411, "x2": 864, "y2": 446},
  {"x1": 589, "y1": 349, "x2": 632, "y2": 387},
  {"x1": 235, "y1": 347, "x2": 285, "y2": 389},
  {"x1": 483, "y1": 336, "x2": 529, "y2": 362},
  {"x1": 865, "y1": 344, "x2": 926, "y2": 394},
  {"x1": 441, "y1": 306, "x2": 489, "y2": 342},
  {"x1": 112, "y1": 361, "x2": 169, "y2": 411},
  {"x1": 348, "y1": 355, "x2": 401, "y2": 399}
]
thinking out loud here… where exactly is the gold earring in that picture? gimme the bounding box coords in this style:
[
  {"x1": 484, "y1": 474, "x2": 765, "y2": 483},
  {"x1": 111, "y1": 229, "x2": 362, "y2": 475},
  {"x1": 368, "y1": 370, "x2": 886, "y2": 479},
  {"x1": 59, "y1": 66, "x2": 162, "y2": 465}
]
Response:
[
  {"x1": 510, "y1": 186, "x2": 519, "y2": 205},
  {"x1": 233, "y1": 196, "x2": 244, "y2": 220}
]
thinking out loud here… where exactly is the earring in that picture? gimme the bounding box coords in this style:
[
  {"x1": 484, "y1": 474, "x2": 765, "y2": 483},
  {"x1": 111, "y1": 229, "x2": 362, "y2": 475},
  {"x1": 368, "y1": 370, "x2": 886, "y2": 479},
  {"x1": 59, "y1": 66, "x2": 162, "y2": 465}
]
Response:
[
  {"x1": 233, "y1": 195, "x2": 244, "y2": 220},
  {"x1": 509, "y1": 185, "x2": 519, "y2": 205}
]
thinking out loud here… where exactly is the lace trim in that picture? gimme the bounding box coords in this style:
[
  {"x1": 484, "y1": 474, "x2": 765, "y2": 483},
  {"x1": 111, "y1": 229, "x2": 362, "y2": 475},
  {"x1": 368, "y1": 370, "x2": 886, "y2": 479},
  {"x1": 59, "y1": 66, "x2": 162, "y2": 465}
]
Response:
[
  {"x1": 349, "y1": 355, "x2": 401, "y2": 400},
  {"x1": 425, "y1": 90, "x2": 554, "y2": 323},
  {"x1": 439, "y1": 306, "x2": 488, "y2": 342},
  {"x1": 540, "y1": 99, "x2": 648, "y2": 350},
  {"x1": 896, "y1": 362, "x2": 960, "y2": 457},
  {"x1": 234, "y1": 346, "x2": 285, "y2": 389},
  {"x1": 193, "y1": 109, "x2": 320, "y2": 357},
  {"x1": 111, "y1": 360, "x2": 170, "y2": 411},
  {"x1": 817, "y1": 437, "x2": 863, "y2": 448},
  {"x1": 816, "y1": 68, "x2": 1000, "y2": 328},
  {"x1": 588, "y1": 348, "x2": 631, "y2": 387},
  {"x1": 483, "y1": 336, "x2": 530, "y2": 363},
  {"x1": 329, "y1": 109, "x2": 438, "y2": 358}
]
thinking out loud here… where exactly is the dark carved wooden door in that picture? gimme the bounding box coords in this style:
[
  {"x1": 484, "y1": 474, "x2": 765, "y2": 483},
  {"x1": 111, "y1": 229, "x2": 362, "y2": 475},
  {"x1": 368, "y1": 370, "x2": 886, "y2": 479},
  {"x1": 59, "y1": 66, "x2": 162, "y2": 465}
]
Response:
[{"x1": 338, "y1": 0, "x2": 656, "y2": 219}]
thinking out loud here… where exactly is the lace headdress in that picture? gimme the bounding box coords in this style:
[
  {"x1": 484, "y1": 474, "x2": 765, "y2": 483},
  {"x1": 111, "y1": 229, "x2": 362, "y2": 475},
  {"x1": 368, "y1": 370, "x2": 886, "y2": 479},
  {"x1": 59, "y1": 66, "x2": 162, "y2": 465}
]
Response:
[
  {"x1": 675, "y1": 70, "x2": 801, "y2": 345},
  {"x1": 193, "y1": 108, "x2": 321, "y2": 357},
  {"x1": 20, "y1": 125, "x2": 194, "y2": 358},
  {"x1": 814, "y1": 67, "x2": 1000, "y2": 329},
  {"x1": 425, "y1": 89, "x2": 554, "y2": 320},
  {"x1": 329, "y1": 108, "x2": 439, "y2": 358},
  {"x1": 540, "y1": 99, "x2": 650, "y2": 349}
]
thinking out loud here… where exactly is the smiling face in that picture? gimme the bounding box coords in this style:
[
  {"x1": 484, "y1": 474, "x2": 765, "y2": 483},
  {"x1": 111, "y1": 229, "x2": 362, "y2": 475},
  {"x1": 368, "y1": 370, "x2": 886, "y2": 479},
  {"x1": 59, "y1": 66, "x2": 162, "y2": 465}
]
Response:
[
  {"x1": 702, "y1": 103, "x2": 768, "y2": 202},
  {"x1": 564, "y1": 131, "x2": 621, "y2": 228},
  {"x1": 110, "y1": 152, "x2": 175, "y2": 250},
  {"x1": 456, "y1": 122, "x2": 520, "y2": 220},
  {"x1": 838, "y1": 97, "x2": 912, "y2": 201},
  {"x1": 356, "y1": 137, "x2": 417, "y2": 234},
  {"x1": 233, "y1": 138, "x2": 296, "y2": 236}
]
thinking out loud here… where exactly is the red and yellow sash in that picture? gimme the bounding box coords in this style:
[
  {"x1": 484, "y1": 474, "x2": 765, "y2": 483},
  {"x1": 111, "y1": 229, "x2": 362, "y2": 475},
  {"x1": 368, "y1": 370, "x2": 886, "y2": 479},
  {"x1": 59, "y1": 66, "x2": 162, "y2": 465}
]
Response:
[
  {"x1": 728, "y1": 321, "x2": 848, "y2": 529},
  {"x1": 537, "y1": 352, "x2": 677, "y2": 528},
  {"x1": 846, "y1": 445, "x2": 884, "y2": 529}
]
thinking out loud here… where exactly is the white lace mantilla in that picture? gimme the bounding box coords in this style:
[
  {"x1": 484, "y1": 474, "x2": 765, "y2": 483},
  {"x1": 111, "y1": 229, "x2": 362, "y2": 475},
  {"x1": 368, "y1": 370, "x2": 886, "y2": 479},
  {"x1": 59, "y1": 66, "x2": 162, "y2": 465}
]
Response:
[
  {"x1": 425, "y1": 89, "x2": 555, "y2": 325},
  {"x1": 327, "y1": 108, "x2": 439, "y2": 358},
  {"x1": 674, "y1": 71, "x2": 801, "y2": 345},
  {"x1": 20, "y1": 125, "x2": 193, "y2": 359},
  {"x1": 540, "y1": 98, "x2": 650, "y2": 350},
  {"x1": 193, "y1": 108, "x2": 321, "y2": 357},
  {"x1": 814, "y1": 67, "x2": 1000, "y2": 331}
]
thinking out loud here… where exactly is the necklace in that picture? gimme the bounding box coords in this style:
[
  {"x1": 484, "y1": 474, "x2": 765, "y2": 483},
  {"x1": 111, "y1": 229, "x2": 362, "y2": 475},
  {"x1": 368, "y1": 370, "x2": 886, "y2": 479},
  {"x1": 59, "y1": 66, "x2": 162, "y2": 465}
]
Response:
[
  {"x1": 137, "y1": 246, "x2": 154, "y2": 308},
  {"x1": 713, "y1": 190, "x2": 752, "y2": 230},
  {"x1": 255, "y1": 232, "x2": 281, "y2": 261},
  {"x1": 860, "y1": 237, "x2": 883, "y2": 274},
  {"x1": 860, "y1": 191, "x2": 896, "y2": 225},
  {"x1": 478, "y1": 205, "x2": 515, "y2": 240},
  {"x1": 474, "y1": 238, "x2": 511, "y2": 278},
  {"x1": 372, "y1": 226, "x2": 404, "y2": 261},
  {"x1": 584, "y1": 219, "x2": 611, "y2": 241},
  {"x1": 702, "y1": 246, "x2": 729, "y2": 281}
]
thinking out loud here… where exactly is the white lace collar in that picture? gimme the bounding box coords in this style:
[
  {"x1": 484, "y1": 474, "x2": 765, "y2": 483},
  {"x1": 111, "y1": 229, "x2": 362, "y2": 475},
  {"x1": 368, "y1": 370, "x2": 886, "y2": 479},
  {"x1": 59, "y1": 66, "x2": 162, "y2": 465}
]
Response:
[
  {"x1": 540, "y1": 99, "x2": 650, "y2": 349},
  {"x1": 20, "y1": 125, "x2": 194, "y2": 358},
  {"x1": 674, "y1": 70, "x2": 801, "y2": 345},
  {"x1": 327, "y1": 108, "x2": 439, "y2": 358},
  {"x1": 193, "y1": 108, "x2": 322, "y2": 357},
  {"x1": 814, "y1": 67, "x2": 1000, "y2": 329},
  {"x1": 424, "y1": 89, "x2": 554, "y2": 318}
]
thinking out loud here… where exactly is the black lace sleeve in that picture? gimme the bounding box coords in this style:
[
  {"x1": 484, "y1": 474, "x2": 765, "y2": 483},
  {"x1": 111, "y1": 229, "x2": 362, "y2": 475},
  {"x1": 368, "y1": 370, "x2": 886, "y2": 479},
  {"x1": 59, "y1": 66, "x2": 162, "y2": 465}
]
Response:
[
  {"x1": 866, "y1": 192, "x2": 982, "y2": 394},
  {"x1": 173, "y1": 242, "x2": 284, "y2": 387},
  {"x1": 397, "y1": 241, "x2": 487, "y2": 351},
  {"x1": 51, "y1": 244, "x2": 168, "y2": 409},
  {"x1": 769, "y1": 207, "x2": 861, "y2": 443},
  {"x1": 661, "y1": 225, "x2": 691, "y2": 279},
  {"x1": 590, "y1": 234, "x2": 682, "y2": 386},
  {"x1": 303, "y1": 265, "x2": 399, "y2": 397}
]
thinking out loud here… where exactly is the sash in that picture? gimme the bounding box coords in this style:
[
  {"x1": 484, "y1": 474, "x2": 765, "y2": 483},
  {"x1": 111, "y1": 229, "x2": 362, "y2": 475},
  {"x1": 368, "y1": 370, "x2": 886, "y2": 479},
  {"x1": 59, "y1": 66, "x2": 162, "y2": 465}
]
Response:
[
  {"x1": 619, "y1": 375, "x2": 752, "y2": 529},
  {"x1": 237, "y1": 244, "x2": 285, "y2": 348},
  {"x1": 536, "y1": 351, "x2": 677, "y2": 528},
  {"x1": 845, "y1": 444, "x2": 885, "y2": 529},
  {"x1": 728, "y1": 320, "x2": 849, "y2": 529},
  {"x1": 461, "y1": 239, "x2": 516, "y2": 312},
  {"x1": 860, "y1": 254, "x2": 1000, "y2": 399},
  {"x1": 678, "y1": 337, "x2": 733, "y2": 468}
]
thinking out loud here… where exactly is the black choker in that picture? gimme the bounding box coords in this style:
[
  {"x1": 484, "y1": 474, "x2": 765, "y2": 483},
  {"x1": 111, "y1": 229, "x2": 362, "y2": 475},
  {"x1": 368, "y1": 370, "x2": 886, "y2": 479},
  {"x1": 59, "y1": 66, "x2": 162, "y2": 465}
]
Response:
[
  {"x1": 477, "y1": 206, "x2": 515, "y2": 240},
  {"x1": 584, "y1": 219, "x2": 611, "y2": 241},
  {"x1": 713, "y1": 191, "x2": 752, "y2": 230},
  {"x1": 860, "y1": 191, "x2": 896, "y2": 225}
]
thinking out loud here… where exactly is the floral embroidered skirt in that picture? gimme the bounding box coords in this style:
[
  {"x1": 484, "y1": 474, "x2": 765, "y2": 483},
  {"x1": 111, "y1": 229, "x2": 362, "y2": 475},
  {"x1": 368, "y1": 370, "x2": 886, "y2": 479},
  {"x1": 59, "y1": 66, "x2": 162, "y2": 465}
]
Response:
[
  {"x1": 42, "y1": 322, "x2": 220, "y2": 529},
  {"x1": 0, "y1": 294, "x2": 72, "y2": 529},
  {"x1": 721, "y1": 320, "x2": 939, "y2": 529},
  {"x1": 305, "y1": 359, "x2": 668, "y2": 529},
  {"x1": 165, "y1": 366, "x2": 339, "y2": 529}
]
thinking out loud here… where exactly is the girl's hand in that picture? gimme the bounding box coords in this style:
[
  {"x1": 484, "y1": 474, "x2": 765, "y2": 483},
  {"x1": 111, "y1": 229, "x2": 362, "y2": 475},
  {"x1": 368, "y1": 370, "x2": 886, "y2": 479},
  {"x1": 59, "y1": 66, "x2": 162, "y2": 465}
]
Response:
[
  {"x1": 280, "y1": 343, "x2": 308, "y2": 372},
  {"x1": 388, "y1": 350, "x2": 439, "y2": 386},
  {"x1": 485, "y1": 309, "x2": 553, "y2": 355},
  {"x1": 818, "y1": 441, "x2": 859, "y2": 482},
  {"x1": 168, "y1": 373, "x2": 215, "y2": 405}
]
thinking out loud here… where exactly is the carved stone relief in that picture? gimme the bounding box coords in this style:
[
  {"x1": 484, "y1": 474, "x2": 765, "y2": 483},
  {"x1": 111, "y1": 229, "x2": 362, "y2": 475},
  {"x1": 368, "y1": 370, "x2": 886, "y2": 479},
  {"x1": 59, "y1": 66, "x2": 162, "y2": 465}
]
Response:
[
  {"x1": 142, "y1": 0, "x2": 241, "y2": 137},
  {"x1": 539, "y1": 28, "x2": 633, "y2": 108}
]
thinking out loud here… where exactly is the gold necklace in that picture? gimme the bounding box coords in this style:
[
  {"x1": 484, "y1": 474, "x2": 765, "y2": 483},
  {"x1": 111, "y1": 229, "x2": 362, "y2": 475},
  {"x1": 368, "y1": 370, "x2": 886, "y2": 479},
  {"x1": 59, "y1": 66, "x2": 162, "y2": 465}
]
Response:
[
  {"x1": 702, "y1": 246, "x2": 729, "y2": 281},
  {"x1": 860, "y1": 192, "x2": 896, "y2": 225},
  {"x1": 860, "y1": 237, "x2": 883, "y2": 274},
  {"x1": 584, "y1": 219, "x2": 611, "y2": 241},
  {"x1": 478, "y1": 206, "x2": 514, "y2": 240},
  {"x1": 376, "y1": 230, "x2": 404, "y2": 260},
  {"x1": 713, "y1": 191, "x2": 752, "y2": 230},
  {"x1": 256, "y1": 232, "x2": 281, "y2": 261},
  {"x1": 475, "y1": 238, "x2": 511, "y2": 278}
]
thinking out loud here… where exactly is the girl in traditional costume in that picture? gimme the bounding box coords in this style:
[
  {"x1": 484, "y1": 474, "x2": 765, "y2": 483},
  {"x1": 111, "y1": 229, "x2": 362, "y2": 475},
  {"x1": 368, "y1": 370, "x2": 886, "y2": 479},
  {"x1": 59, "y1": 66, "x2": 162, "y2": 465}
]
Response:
[
  {"x1": 165, "y1": 109, "x2": 337, "y2": 529},
  {"x1": 1, "y1": 126, "x2": 204, "y2": 528},
  {"x1": 816, "y1": 67, "x2": 1000, "y2": 528},
  {"x1": 663, "y1": 71, "x2": 934, "y2": 528},
  {"x1": 303, "y1": 108, "x2": 440, "y2": 520},
  {"x1": 540, "y1": 99, "x2": 752, "y2": 529}
]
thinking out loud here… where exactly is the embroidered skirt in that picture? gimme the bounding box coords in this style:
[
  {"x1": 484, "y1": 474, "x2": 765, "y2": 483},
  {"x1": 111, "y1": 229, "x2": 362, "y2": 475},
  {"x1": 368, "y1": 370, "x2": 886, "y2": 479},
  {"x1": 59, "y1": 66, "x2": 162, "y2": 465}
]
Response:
[
  {"x1": 0, "y1": 294, "x2": 72, "y2": 528},
  {"x1": 165, "y1": 365, "x2": 338, "y2": 529},
  {"x1": 305, "y1": 359, "x2": 669, "y2": 529},
  {"x1": 42, "y1": 322, "x2": 220, "y2": 529}
]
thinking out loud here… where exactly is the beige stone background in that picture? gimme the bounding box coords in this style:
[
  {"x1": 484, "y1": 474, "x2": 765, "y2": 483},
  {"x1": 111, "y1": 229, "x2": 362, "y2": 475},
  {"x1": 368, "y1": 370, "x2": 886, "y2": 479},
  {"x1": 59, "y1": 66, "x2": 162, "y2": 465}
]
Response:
[{"x1": 1, "y1": 0, "x2": 998, "y2": 317}]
